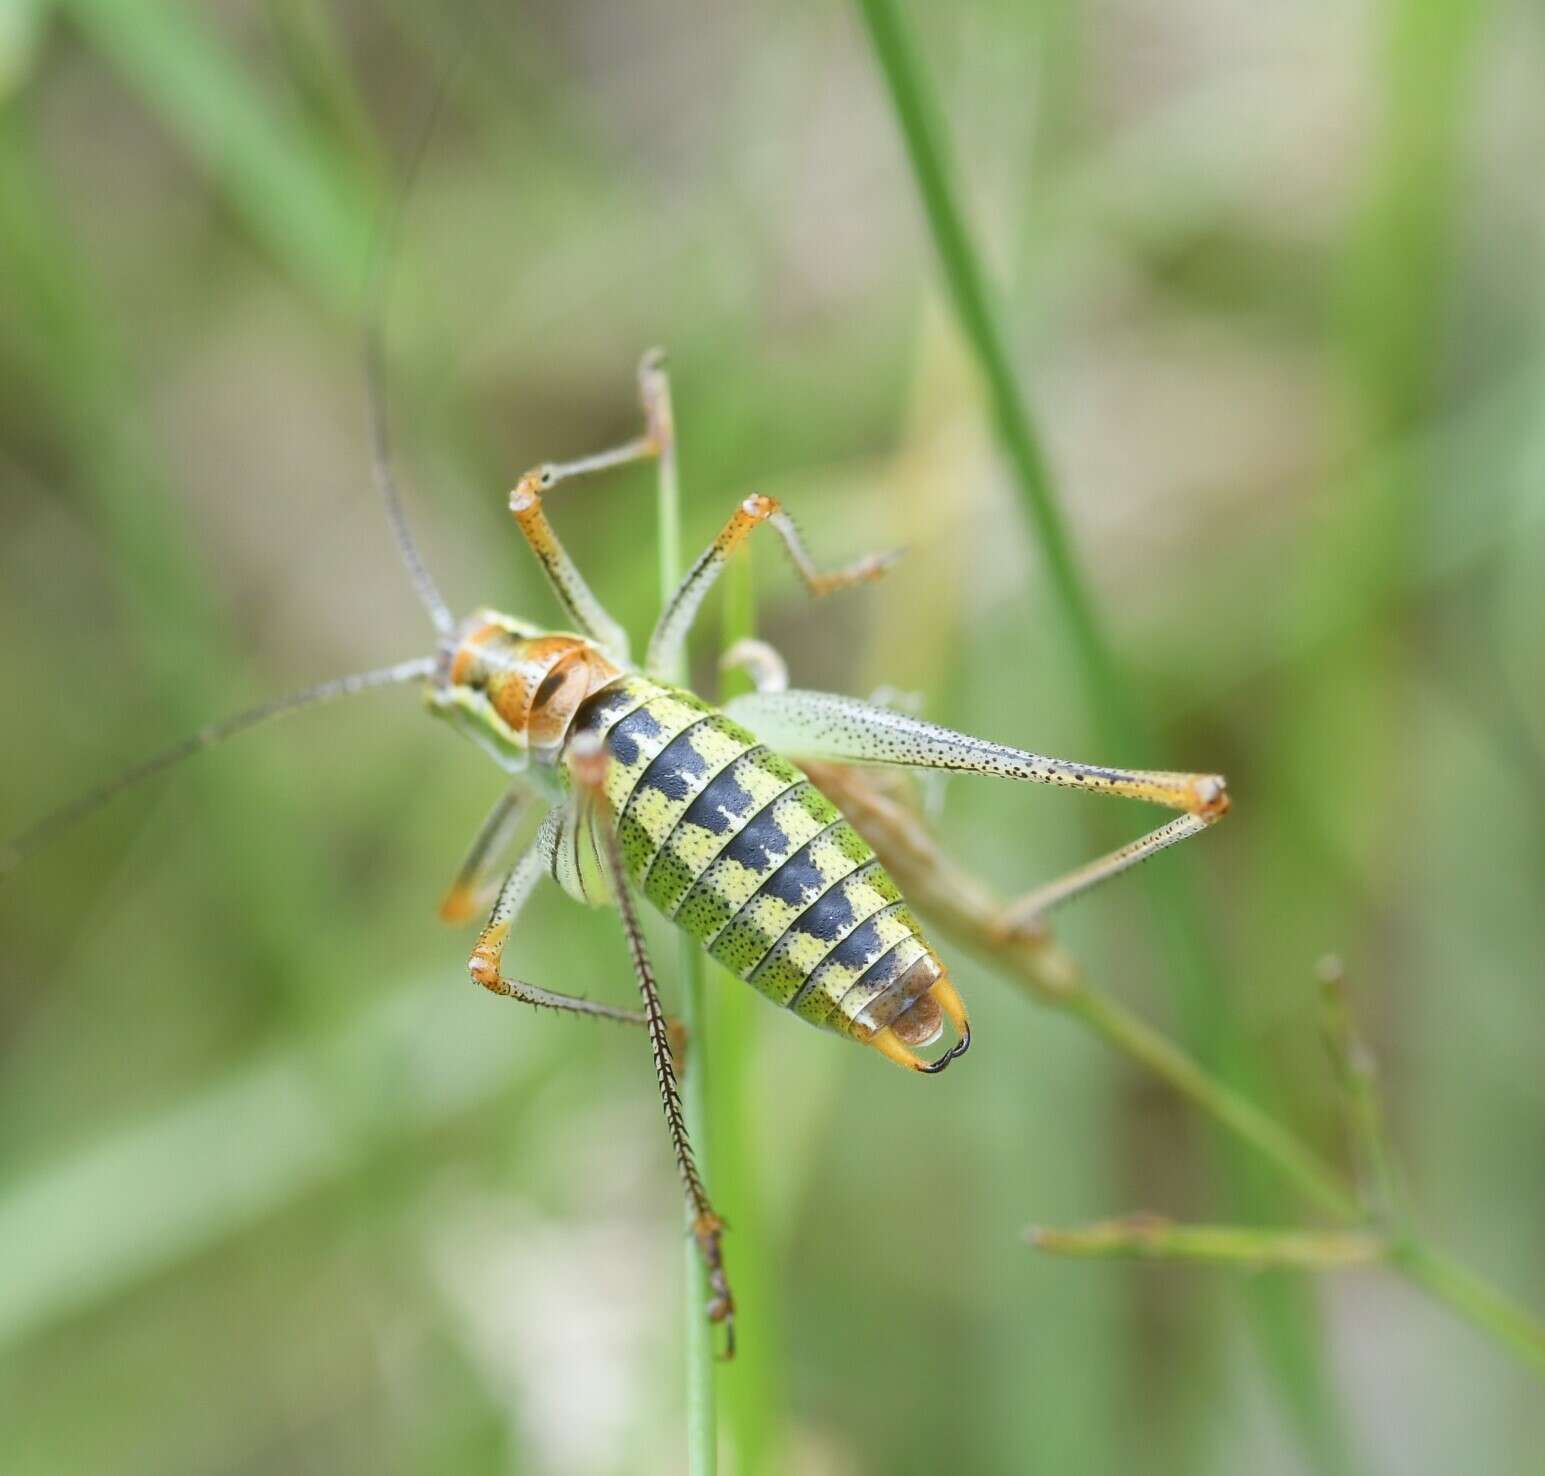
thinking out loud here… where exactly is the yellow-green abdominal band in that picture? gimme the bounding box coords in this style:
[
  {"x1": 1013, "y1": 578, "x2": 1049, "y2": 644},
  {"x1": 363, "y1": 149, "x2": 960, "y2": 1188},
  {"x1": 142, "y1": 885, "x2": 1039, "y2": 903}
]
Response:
[{"x1": 571, "y1": 676, "x2": 938, "y2": 1037}]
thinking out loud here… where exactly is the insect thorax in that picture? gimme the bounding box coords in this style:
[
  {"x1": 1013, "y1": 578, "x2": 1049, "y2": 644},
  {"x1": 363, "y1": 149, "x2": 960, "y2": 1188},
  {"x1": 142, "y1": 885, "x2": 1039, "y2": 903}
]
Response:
[{"x1": 428, "y1": 609, "x2": 622, "y2": 772}]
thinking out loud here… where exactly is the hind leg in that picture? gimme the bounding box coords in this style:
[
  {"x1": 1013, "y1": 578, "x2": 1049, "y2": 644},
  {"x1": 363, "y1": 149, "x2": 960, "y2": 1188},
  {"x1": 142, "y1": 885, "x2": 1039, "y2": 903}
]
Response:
[
  {"x1": 723, "y1": 687, "x2": 1228, "y2": 928},
  {"x1": 646, "y1": 500, "x2": 899, "y2": 678}
]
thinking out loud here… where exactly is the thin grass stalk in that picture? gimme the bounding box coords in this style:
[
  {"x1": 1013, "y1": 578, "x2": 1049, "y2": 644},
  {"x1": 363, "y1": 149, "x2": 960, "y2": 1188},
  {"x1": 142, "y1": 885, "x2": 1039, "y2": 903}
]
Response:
[
  {"x1": 652, "y1": 373, "x2": 718, "y2": 1475},
  {"x1": 1392, "y1": 1242, "x2": 1545, "y2": 1377},
  {"x1": 710, "y1": 548, "x2": 783, "y2": 1474},
  {"x1": 850, "y1": 5, "x2": 1357, "y2": 1462},
  {"x1": 802, "y1": 761, "x2": 1545, "y2": 1374},
  {"x1": 801, "y1": 762, "x2": 1355, "y2": 1225},
  {"x1": 62, "y1": 0, "x2": 372, "y2": 311},
  {"x1": 850, "y1": 0, "x2": 1127, "y2": 742},
  {"x1": 1028, "y1": 1220, "x2": 1390, "y2": 1268},
  {"x1": 676, "y1": 941, "x2": 715, "y2": 1454}
]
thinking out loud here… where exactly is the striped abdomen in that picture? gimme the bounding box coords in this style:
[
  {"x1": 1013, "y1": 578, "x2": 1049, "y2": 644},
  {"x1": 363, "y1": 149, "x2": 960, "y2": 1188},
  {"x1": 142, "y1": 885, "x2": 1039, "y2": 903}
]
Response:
[{"x1": 568, "y1": 675, "x2": 942, "y2": 1041}]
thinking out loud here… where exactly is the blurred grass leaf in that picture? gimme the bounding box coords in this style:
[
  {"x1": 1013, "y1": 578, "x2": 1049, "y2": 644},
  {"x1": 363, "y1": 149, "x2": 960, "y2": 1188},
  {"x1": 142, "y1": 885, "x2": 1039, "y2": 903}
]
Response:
[{"x1": 61, "y1": 0, "x2": 374, "y2": 310}]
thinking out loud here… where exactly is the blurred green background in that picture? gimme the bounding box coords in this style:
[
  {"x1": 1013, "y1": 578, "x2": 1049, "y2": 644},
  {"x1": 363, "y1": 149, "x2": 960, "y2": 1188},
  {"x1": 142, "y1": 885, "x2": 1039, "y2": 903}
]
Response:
[{"x1": 3, "y1": 1, "x2": 1544, "y2": 1472}]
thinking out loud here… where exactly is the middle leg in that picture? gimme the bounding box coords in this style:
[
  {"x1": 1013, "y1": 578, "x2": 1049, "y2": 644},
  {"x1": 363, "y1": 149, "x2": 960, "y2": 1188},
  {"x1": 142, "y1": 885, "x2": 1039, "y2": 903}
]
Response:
[
  {"x1": 469, "y1": 832, "x2": 650, "y2": 1028},
  {"x1": 439, "y1": 785, "x2": 533, "y2": 924},
  {"x1": 646, "y1": 496, "x2": 900, "y2": 678}
]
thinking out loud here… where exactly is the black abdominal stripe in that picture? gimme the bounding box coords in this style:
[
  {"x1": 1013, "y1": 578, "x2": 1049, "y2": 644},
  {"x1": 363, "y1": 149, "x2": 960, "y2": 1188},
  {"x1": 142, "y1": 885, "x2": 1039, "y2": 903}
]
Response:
[{"x1": 563, "y1": 676, "x2": 939, "y2": 1035}]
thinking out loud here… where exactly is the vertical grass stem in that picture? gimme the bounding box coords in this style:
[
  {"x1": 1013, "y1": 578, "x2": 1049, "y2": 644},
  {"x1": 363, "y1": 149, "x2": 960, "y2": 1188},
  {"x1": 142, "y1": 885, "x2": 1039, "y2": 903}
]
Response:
[{"x1": 653, "y1": 363, "x2": 718, "y2": 1476}]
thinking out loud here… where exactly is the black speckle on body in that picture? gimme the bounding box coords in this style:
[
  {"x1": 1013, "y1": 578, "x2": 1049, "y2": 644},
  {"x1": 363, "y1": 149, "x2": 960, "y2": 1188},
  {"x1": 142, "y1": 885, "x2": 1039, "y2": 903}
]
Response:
[
  {"x1": 606, "y1": 705, "x2": 664, "y2": 767},
  {"x1": 853, "y1": 936, "x2": 912, "y2": 993},
  {"x1": 822, "y1": 907, "x2": 897, "y2": 974},
  {"x1": 575, "y1": 681, "x2": 641, "y2": 734},
  {"x1": 636, "y1": 723, "x2": 711, "y2": 802},
  {"x1": 758, "y1": 835, "x2": 832, "y2": 908},
  {"x1": 682, "y1": 760, "x2": 759, "y2": 836},
  {"x1": 722, "y1": 792, "x2": 802, "y2": 873},
  {"x1": 795, "y1": 882, "x2": 856, "y2": 943},
  {"x1": 785, "y1": 914, "x2": 912, "y2": 1015}
]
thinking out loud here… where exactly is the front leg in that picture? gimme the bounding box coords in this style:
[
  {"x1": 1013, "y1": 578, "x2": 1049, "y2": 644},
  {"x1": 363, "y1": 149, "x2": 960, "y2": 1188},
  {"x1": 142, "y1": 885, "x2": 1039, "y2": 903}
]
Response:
[
  {"x1": 469, "y1": 829, "x2": 650, "y2": 1029},
  {"x1": 506, "y1": 351, "x2": 676, "y2": 663}
]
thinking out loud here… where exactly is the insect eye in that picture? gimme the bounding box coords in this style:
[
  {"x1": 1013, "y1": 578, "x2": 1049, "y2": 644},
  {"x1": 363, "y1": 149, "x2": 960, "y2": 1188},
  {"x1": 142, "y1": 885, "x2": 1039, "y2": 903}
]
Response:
[{"x1": 539, "y1": 465, "x2": 556, "y2": 489}]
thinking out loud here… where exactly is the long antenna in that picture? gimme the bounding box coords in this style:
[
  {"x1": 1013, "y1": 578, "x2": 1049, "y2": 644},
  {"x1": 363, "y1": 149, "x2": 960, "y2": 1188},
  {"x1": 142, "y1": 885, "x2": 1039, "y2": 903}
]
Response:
[
  {"x1": 364, "y1": 71, "x2": 460, "y2": 638},
  {"x1": 0, "y1": 657, "x2": 437, "y2": 876}
]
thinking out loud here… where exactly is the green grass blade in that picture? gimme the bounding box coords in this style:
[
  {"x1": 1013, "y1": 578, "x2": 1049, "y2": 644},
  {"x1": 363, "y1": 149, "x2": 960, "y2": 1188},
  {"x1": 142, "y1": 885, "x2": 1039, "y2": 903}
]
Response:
[
  {"x1": 710, "y1": 547, "x2": 785, "y2": 1476},
  {"x1": 851, "y1": 2, "x2": 1359, "y2": 1465},
  {"x1": 851, "y1": 0, "x2": 1130, "y2": 745},
  {"x1": 60, "y1": 0, "x2": 374, "y2": 311},
  {"x1": 655, "y1": 369, "x2": 718, "y2": 1476}
]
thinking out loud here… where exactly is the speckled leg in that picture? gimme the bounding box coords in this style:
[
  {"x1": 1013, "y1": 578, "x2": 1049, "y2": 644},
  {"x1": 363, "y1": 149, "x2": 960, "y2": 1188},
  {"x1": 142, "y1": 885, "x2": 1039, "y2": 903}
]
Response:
[
  {"x1": 991, "y1": 812, "x2": 1216, "y2": 932},
  {"x1": 723, "y1": 688, "x2": 1229, "y2": 928},
  {"x1": 566, "y1": 735, "x2": 736, "y2": 1356},
  {"x1": 646, "y1": 499, "x2": 900, "y2": 678},
  {"x1": 506, "y1": 351, "x2": 676, "y2": 663}
]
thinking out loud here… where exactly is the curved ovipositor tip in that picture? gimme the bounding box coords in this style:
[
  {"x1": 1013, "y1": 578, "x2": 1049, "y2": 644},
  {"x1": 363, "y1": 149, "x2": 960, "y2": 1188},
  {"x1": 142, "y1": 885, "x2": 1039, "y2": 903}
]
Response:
[
  {"x1": 868, "y1": 973, "x2": 972, "y2": 1074},
  {"x1": 919, "y1": 1020, "x2": 972, "y2": 1074}
]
